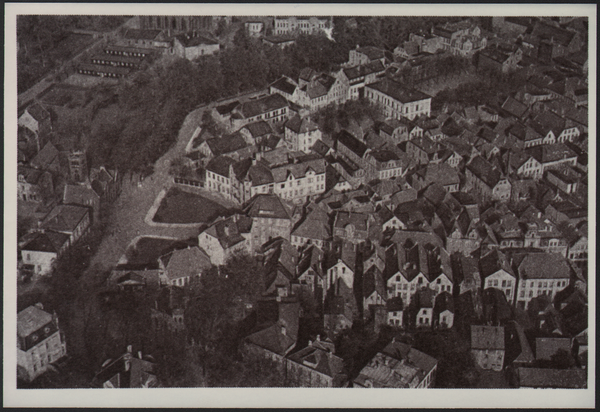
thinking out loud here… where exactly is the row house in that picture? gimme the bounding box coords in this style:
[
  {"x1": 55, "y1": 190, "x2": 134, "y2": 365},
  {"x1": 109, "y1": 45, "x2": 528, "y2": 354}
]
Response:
[
  {"x1": 479, "y1": 249, "x2": 517, "y2": 304},
  {"x1": 198, "y1": 214, "x2": 253, "y2": 266},
  {"x1": 365, "y1": 78, "x2": 432, "y2": 121},
  {"x1": 384, "y1": 231, "x2": 453, "y2": 307},
  {"x1": 120, "y1": 29, "x2": 171, "y2": 49},
  {"x1": 332, "y1": 211, "x2": 375, "y2": 245},
  {"x1": 526, "y1": 143, "x2": 578, "y2": 174},
  {"x1": 334, "y1": 129, "x2": 370, "y2": 168},
  {"x1": 273, "y1": 16, "x2": 330, "y2": 36},
  {"x1": 297, "y1": 72, "x2": 347, "y2": 112},
  {"x1": 337, "y1": 60, "x2": 385, "y2": 101},
  {"x1": 291, "y1": 206, "x2": 331, "y2": 250},
  {"x1": 465, "y1": 156, "x2": 512, "y2": 203},
  {"x1": 377, "y1": 118, "x2": 423, "y2": 144},
  {"x1": 324, "y1": 241, "x2": 356, "y2": 298},
  {"x1": 506, "y1": 123, "x2": 544, "y2": 149},
  {"x1": 404, "y1": 136, "x2": 447, "y2": 166},
  {"x1": 365, "y1": 149, "x2": 409, "y2": 181},
  {"x1": 508, "y1": 150, "x2": 543, "y2": 179},
  {"x1": 514, "y1": 252, "x2": 571, "y2": 310},
  {"x1": 445, "y1": 210, "x2": 482, "y2": 256},
  {"x1": 17, "y1": 304, "x2": 67, "y2": 382},
  {"x1": 239, "y1": 121, "x2": 275, "y2": 146},
  {"x1": 527, "y1": 111, "x2": 581, "y2": 144},
  {"x1": 283, "y1": 115, "x2": 322, "y2": 153},
  {"x1": 519, "y1": 207, "x2": 569, "y2": 256}
]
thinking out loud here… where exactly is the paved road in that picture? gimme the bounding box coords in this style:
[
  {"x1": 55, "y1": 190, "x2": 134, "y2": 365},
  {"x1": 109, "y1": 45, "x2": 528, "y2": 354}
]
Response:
[{"x1": 82, "y1": 105, "x2": 207, "y2": 284}]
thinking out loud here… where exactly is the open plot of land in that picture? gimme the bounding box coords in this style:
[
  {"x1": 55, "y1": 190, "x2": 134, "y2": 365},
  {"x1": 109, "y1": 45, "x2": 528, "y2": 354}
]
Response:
[
  {"x1": 152, "y1": 187, "x2": 229, "y2": 224},
  {"x1": 124, "y1": 236, "x2": 196, "y2": 265}
]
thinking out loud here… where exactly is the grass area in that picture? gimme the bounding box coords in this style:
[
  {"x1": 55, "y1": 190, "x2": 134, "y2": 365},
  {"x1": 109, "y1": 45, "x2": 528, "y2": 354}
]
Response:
[
  {"x1": 153, "y1": 188, "x2": 229, "y2": 224},
  {"x1": 125, "y1": 236, "x2": 196, "y2": 266}
]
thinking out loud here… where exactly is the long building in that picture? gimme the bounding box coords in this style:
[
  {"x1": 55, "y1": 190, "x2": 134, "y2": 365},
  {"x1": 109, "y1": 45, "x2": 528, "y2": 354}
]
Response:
[{"x1": 365, "y1": 78, "x2": 432, "y2": 120}]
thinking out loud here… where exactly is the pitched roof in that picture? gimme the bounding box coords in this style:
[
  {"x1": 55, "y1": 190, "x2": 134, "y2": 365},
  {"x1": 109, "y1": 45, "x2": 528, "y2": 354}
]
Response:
[
  {"x1": 286, "y1": 344, "x2": 344, "y2": 378},
  {"x1": 479, "y1": 249, "x2": 514, "y2": 279},
  {"x1": 292, "y1": 208, "x2": 331, "y2": 240},
  {"x1": 21, "y1": 230, "x2": 70, "y2": 254},
  {"x1": 30, "y1": 142, "x2": 59, "y2": 170},
  {"x1": 285, "y1": 115, "x2": 319, "y2": 134},
  {"x1": 363, "y1": 265, "x2": 385, "y2": 299},
  {"x1": 501, "y1": 96, "x2": 528, "y2": 118},
  {"x1": 17, "y1": 305, "x2": 54, "y2": 338},
  {"x1": 159, "y1": 246, "x2": 212, "y2": 280},
  {"x1": 335, "y1": 130, "x2": 368, "y2": 157},
  {"x1": 175, "y1": 34, "x2": 218, "y2": 47},
  {"x1": 423, "y1": 163, "x2": 460, "y2": 187},
  {"x1": 205, "y1": 134, "x2": 248, "y2": 157},
  {"x1": 240, "y1": 93, "x2": 289, "y2": 119},
  {"x1": 526, "y1": 143, "x2": 577, "y2": 165},
  {"x1": 334, "y1": 210, "x2": 369, "y2": 232},
  {"x1": 63, "y1": 184, "x2": 100, "y2": 205},
  {"x1": 42, "y1": 205, "x2": 89, "y2": 233},
  {"x1": 243, "y1": 121, "x2": 273, "y2": 138},
  {"x1": 367, "y1": 78, "x2": 431, "y2": 104},
  {"x1": 244, "y1": 194, "x2": 292, "y2": 220},
  {"x1": 471, "y1": 325, "x2": 505, "y2": 350},
  {"x1": 203, "y1": 215, "x2": 250, "y2": 249},
  {"x1": 124, "y1": 28, "x2": 164, "y2": 41},
  {"x1": 205, "y1": 155, "x2": 237, "y2": 177},
  {"x1": 518, "y1": 253, "x2": 571, "y2": 280},
  {"x1": 343, "y1": 60, "x2": 385, "y2": 81},
  {"x1": 270, "y1": 77, "x2": 297, "y2": 95},
  {"x1": 466, "y1": 156, "x2": 503, "y2": 188},
  {"x1": 25, "y1": 103, "x2": 51, "y2": 122},
  {"x1": 215, "y1": 100, "x2": 240, "y2": 115},
  {"x1": 356, "y1": 46, "x2": 385, "y2": 61}
]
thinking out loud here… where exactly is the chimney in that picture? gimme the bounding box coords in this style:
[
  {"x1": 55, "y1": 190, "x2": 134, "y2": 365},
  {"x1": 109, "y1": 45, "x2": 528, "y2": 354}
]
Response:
[
  {"x1": 316, "y1": 334, "x2": 321, "y2": 342},
  {"x1": 138, "y1": 351, "x2": 143, "y2": 359},
  {"x1": 35, "y1": 302, "x2": 44, "y2": 310},
  {"x1": 127, "y1": 345, "x2": 133, "y2": 354},
  {"x1": 281, "y1": 325, "x2": 287, "y2": 336}
]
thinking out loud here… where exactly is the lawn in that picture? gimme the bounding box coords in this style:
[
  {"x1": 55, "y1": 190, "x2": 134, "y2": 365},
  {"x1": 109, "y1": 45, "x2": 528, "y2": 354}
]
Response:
[
  {"x1": 153, "y1": 188, "x2": 229, "y2": 224},
  {"x1": 125, "y1": 237, "x2": 197, "y2": 265}
]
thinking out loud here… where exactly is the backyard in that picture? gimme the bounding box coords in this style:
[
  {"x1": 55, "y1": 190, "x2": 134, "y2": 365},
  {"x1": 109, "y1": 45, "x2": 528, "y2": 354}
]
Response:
[{"x1": 152, "y1": 187, "x2": 230, "y2": 224}]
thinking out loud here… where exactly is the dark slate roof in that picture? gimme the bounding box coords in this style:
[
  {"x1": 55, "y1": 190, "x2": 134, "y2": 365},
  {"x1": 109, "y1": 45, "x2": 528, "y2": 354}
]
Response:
[
  {"x1": 17, "y1": 305, "x2": 54, "y2": 338},
  {"x1": 42, "y1": 205, "x2": 89, "y2": 233},
  {"x1": 356, "y1": 46, "x2": 385, "y2": 61},
  {"x1": 335, "y1": 130, "x2": 368, "y2": 158},
  {"x1": 63, "y1": 184, "x2": 100, "y2": 206},
  {"x1": 240, "y1": 94, "x2": 289, "y2": 118},
  {"x1": 244, "y1": 194, "x2": 292, "y2": 220},
  {"x1": 30, "y1": 142, "x2": 60, "y2": 170},
  {"x1": 434, "y1": 291, "x2": 454, "y2": 314},
  {"x1": 203, "y1": 215, "x2": 250, "y2": 249},
  {"x1": 244, "y1": 120, "x2": 273, "y2": 138},
  {"x1": 471, "y1": 325, "x2": 505, "y2": 350},
  {"x1": 387, "y1": 296, "x2": 404, "y2": 312},
  {"x1": 270, "y1": 77, "x2": 297, "y2": 95},
  {"x1": 479, "y1": 249, "x2": 515, "y2": 279},
  {"x1": 206, "y1": 133, "x2": 248, "y2": 156},
  {"x1": 286, "y1": 344, "x2": 344, "y2": 378},
  {"x1": 531, "y1": 21, "x2": 576, "y2": 47},
  {"x1": 501, "y1": 96, "x2": 529, "y2": 118},
  {"x1": 205, "y1": 155, "x2": 237, "y2": 177},
  {"x1": 175, "y1": 34, "x2": 218, "y2": 47},
  {"x1": 334, "y1": 210, "x2": 369, "y2": 232},
  {"x1": 367, "y1": 78, "x2": 431, "y2": 103},
  {"x1": 25, "y1": 103, "x2": 51, "y2": 122},
  {"x1": 343, "y1": 60, "x2": 385, "y2": 81},
  {"x1": 21, "y1": 231, "x2": 70, "y2": 253},
  {"x1": 466, "y1": 156, "x2": 503, "y2": 188},
  {"x1": 526, "y1": 143, "x2": 577, "y2": 164},
  {"x1": 285, "y1": 115, "x2": 319, "y2": 134},
  {"x1": 215, "y1": 100, "x2": 240, "y2": 115},
  {"x1": 518, "y1": 253, "x2": 571, "y2": 280}
]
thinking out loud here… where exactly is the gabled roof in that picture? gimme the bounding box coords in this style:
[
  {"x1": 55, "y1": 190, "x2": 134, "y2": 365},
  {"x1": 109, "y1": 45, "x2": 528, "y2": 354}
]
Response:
[
  {"x1": 466, "y1": 156, "x2": 504, "y2": 188},
  {"x1": 526, "y1": 143, "x2": 577, "y2": 164},
  {"x1": 335, "y1": 130, "x2": 368, "y2": 158},
  {"x1": 205, "y1": 134, "x2": 248, "y2": 157},
  {"x1": 42, "y1": 205, "x2": 89, "y2": 233},
  {"x1": 366, "y1": 78, "x2": 431, "y2": 103},
  {"x1": 17, "y1": 305, "x2": 53, "y2": 338},
  {"x1": 501, "y1": 96, "x2": 528, "y2": 118},
  {"x1": 363, "y1": 265, "x2": 385, "y2": 299},
  {"x1": 531, "y1": 21, "x2": 577, "y2": 47},
  {"x1": 285, "y1": 115, "x2": 319, "y2": 134},
  {"x1": 30, "y1": 142, "x2": 60, "y2": 170},
  {"x1": 270, "y1": 76, "x2": 297, "y2": 95},
  {"x1": 343, "y1": 60, "x2": 385, "y2": 81},
  {"x1": 286, "y1": 344, "x2": 344, "y2": 378},
  {"x1": 479, "y1": 249, "x2": 514, "y2": 279},
  {"x1": 203, "y1": 215, "x2": 250, "y2": 249},
  {"x1": 244, "y1": 194, "x2": 292, "y2": 220},
  {"x1": 434, "y1": 291, "x2": 454, "y2": 313},
  {"x1": 159, "y1": 246, "x2": 211, "y2": 280},
  {"x1": 334, "y1": 210, "x2": 369, "y2": 232},
  {"x1": 63, "y1": 184, "x2": 100, "y2": 206},
  {"x1": 243, "y1": 120, "x2": 273, "y2": 139},
  {"x1": 25, "y1": 103, "x2": 51, "y2": 122},
  {"x1": 292, "y1": 208, "x2": 330, "y2": 240},
  {"x1": 356, "y1": 46, "x2": 385, "y2": 61}
]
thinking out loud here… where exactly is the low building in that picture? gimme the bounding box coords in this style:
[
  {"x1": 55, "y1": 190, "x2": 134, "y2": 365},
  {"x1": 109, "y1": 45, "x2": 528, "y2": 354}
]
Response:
[
  {"x1": 353, "y1": 340, "x2": 438, "y2": 388},
  {"x1": 471, "y1": 325, "x2": 505, "y2": 371},
  {"x1": 172, "y1": 34, "x2": 220, "y2": 60},
  {"x1": 17, "y1": 304, "x2": 67, "y2": 382}
]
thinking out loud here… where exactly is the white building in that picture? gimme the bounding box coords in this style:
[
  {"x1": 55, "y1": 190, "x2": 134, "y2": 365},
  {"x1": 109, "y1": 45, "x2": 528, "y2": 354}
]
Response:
[
  {"x1": 366, "y1": 78, "x2": 432, "y2": 120},
  {"x1": 515, "y1": 252, "x2": 571, "y2": 310}
]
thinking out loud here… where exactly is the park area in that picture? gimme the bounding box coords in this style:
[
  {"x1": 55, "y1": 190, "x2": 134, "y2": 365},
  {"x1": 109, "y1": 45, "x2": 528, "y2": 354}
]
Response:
[{"x1": 152, "y1": 187, "x2": 229, "y2": 224}]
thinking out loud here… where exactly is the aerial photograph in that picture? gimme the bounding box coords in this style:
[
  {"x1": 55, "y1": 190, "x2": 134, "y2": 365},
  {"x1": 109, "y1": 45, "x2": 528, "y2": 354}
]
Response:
[{"x1": 12, "y1": 9, "x2": 591, "y2": 397}]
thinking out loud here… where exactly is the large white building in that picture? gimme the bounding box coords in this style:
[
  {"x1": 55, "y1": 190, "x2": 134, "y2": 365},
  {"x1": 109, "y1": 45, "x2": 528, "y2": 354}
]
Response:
[
  {"x1": 515, "y1": 252, "x2": 571, "y2": 310},
  {"x1": 17, "y1": 304, "x2": 67, "y2": 382},
  {"x1": 273, "y1": 16, "x2": 330, "y2": 36},
  {"x1": 365, "y1": 78, "x2": 432, "y2": 120}
]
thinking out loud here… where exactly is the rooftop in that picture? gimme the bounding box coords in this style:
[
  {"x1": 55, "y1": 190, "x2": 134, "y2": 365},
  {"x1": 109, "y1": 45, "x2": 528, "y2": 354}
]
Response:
[
  {"x1": 17, "y1": 305, "x2": 53, "y2": 338},
  {"x1": 367, "y1": 78, "x2": 431, "y2": 104},
  {"x1": 471, "y1": 325, "x2": 505, "y2": 350}
]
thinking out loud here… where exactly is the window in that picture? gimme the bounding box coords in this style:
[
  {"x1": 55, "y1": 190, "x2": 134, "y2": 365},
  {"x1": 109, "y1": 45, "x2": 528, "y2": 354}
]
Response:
[{"x1": 493, "y1": 280, "x2": 499, "y2": 287}]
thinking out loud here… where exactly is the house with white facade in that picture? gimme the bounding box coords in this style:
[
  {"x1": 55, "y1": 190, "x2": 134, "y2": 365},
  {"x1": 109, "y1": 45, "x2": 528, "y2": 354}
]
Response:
[
  {"x1": 515, "y1": 252, "x2": 571, "y2": 310},
  {"x1": 198, "y1": 214, "x2": 253, "y2": 266},
  {"x1": 479, "y1": 249, "x2": 516, "y2": 304},
  {"x1": 366, "y1": 78, "x2": 432, "y2": 120}
]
